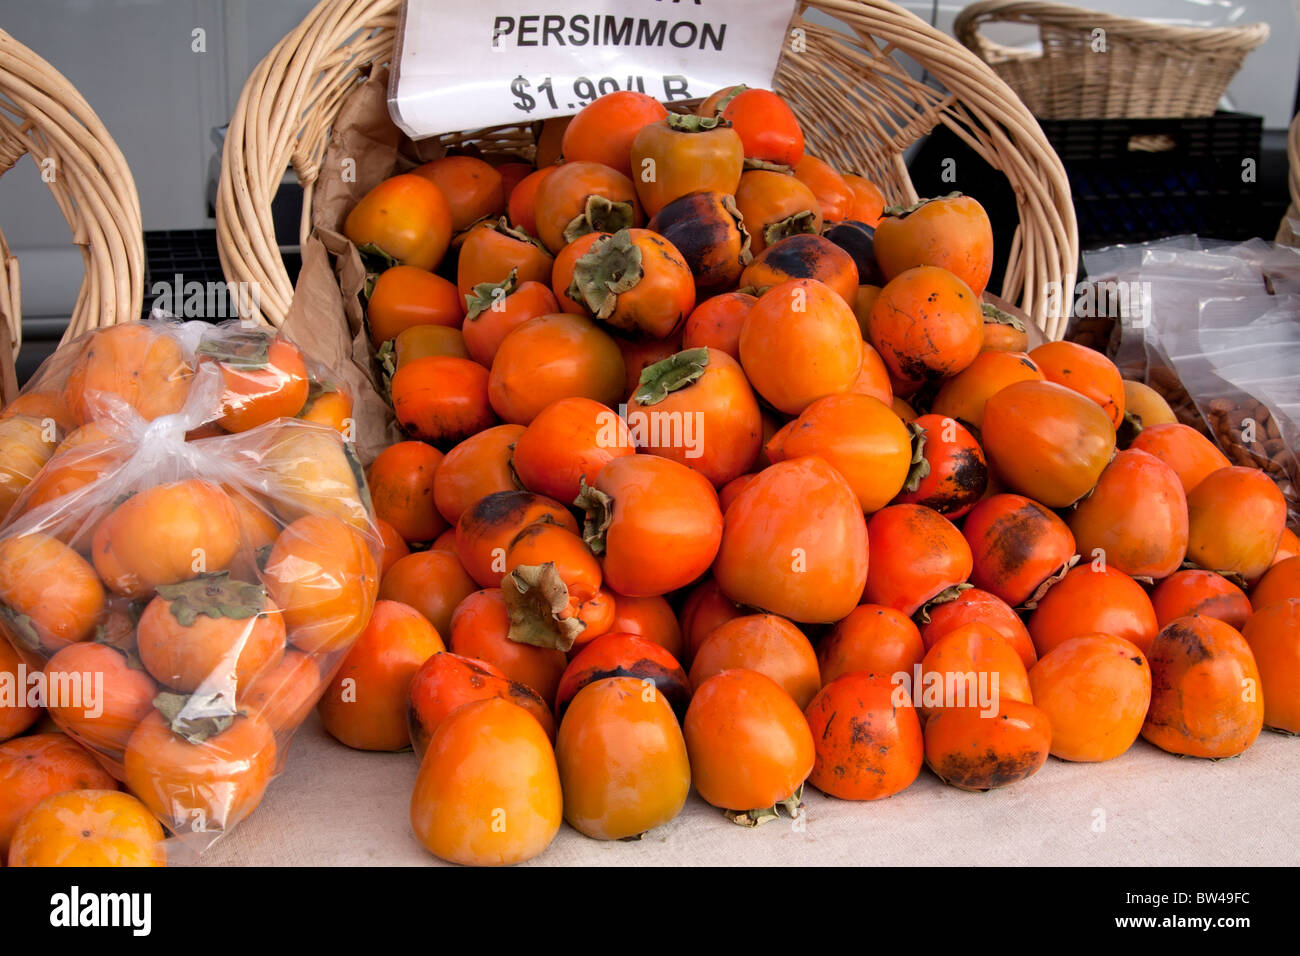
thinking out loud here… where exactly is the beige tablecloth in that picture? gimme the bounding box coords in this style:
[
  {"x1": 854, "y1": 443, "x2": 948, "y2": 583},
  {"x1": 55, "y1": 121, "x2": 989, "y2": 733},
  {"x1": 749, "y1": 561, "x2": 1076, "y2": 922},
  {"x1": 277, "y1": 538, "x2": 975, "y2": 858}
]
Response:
[{"x1": 199, "y1": 712, "x2": 1300, "y2": 866}]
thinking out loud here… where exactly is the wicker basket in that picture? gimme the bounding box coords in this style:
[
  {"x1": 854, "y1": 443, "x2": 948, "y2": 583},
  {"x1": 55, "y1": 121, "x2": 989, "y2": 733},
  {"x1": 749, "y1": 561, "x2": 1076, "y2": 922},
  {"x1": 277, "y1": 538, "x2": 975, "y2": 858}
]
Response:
[
  {"x1": 0, "y1": 28, "x2": 144, "y2": 404},
  {"x1": 218, "y1": 0, "x2": 1079, "y2": 339},
  {"x1": 1277, "y1": 112, "x2": 1300, "y2": 248},
  {"x1": 955, "y1": 1, "x2": 1269, "y2": 121}
]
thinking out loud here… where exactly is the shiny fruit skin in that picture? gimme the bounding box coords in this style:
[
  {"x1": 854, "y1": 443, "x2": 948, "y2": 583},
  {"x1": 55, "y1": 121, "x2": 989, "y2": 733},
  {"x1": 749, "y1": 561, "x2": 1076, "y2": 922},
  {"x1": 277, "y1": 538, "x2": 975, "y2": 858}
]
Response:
[
  {"x1": 1241, "y1": 599, "x2": 1300, "y2": 733},
  {"x1": 7, "y1": 789, "x2": 165, "y2": 867},
  {"x1": 556, "y1": 676, "x2": 690, "y2": 840},
  {"x1": 1028, "y1": 634, "x2": 1151, "y2": 762},
  {"x1": 805, "y1": 672, "x2": 923, "y2": 800},
  {"x1": 410, "y1": 697, "x2": 562, "y2": 866},
  {"x1": 923, "y1": 700, "x2": 1050, "y2": 791}
]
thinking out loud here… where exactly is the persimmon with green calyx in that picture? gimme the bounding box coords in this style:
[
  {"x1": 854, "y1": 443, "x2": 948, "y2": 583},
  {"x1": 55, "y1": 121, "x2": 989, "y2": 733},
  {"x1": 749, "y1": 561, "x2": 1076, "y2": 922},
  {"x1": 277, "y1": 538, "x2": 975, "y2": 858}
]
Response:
[
  {"x1": 533, "y1": 161, "x2": 642, "y2": 255},
  {"x1": 456, "y1": 218, "x2": 554, "y2": 299},
  {"x1": 566, "y1": 228, "x2": 695, "y2": 339},
  {"x1": 575, "y1": 455, "x2": 723, "y2": 598},
  {"x1": 136, "y1": 572, "x2": 286, "y2": 695},
  {"x1": 624, "y1": 347, "x2": 762, "y2": 488},
  {"x1": 631, "y1": 113, "x2": 745, "y2": 218}
]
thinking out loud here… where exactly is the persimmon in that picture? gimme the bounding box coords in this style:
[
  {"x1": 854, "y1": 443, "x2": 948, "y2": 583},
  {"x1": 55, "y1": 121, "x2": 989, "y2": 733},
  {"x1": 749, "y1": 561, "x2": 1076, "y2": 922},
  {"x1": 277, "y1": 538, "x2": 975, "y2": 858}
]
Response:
[
  {"x1": 607, "y1": 593, "x2": 683, "y2": 661},
  {"x1": 407, "y1": 652, "x2": 553, "y2": 759},
  {"x1": 1121, "y1": 380, "x2": 1177, "y2": 432},
  {"x1": 1029, "y1": 634, "x2": 1151, "y2": 761},
  {"x1": 718, "y1": 474, "x2": 758, "y2": 514},
  {"x1": 689, "y1": 614, "x2": 820, "y2": 710},
  {"x1": 488, "y1": 313, "x2": 626, "y2": 425},
  {"x1": 647, "y1": 192, "x2": 751, "y2": 297},
  {"x1": 449, "y1": 589, "x2": 567, "y2": 707},
  {"x1": 7, "y1": 789, "x2": 165, "y2": 867},
  {"x1": 411, "y1": 155, "x2": 505, "y2": 232},
  {"x1": 715, "y1": 456, "x2": 867, "y2": 623},
  {"x1": 411, "y1": 697, "x2": 561, "y2": 866},
  {"x1": 236, "y1": 649, "x2": 322, "y2": 738},
  {"x1": 920, "y1": 588, "x2": 1037, "y2": 671},
  {"x1": 1151, "y1": 570, "x2": 1252, "y2": 630},
  {"x1": 391, "y1": 355, "x2": 497, "y2": 447},
  {"x1": 962, "y1": 494, "x2": 1076, "y2": 608},
  {"x1": 91, "y1": 479, "x2": 241, "y2": 599},
  {"x1": 739, "y1": 279, "x2": 862, "y2": 415},
  {"x1": 511, "y1": 397, "x2": 632, "y2": 506},
  {"x1": 1068, "y1": 448, "x2": 1188, "y2": 579},
  {"x1": 679, "y1": 578, "x2": 744, "y2": 667},
  {"x1": 614, "y1": 332, "x2": 682, "y2": 401},
  {"x1": 204, "y1": 333, "x2": 310, "y2": 432},
  {"x1": 457, "y1": 218, "x2": 554, "y2": 298},
  {"x1": 535, "y1": 115, "x2": 571, "y2": 168},
  {"x1": 631, "y1": 115, "x2": 744, "y2": 218},
  {"x1": 917, "y1": 622, "x2": 1031, "y2": 722},
  {"x1": 849, "y1": 339, "x2": 894, "y2": 406},
  {"x1": 125, "y1": 711, "x2": 276, "y2": 834},
  {"x1": 263, "y1": 514, "x2": 379, "y2": 655},
  {"x1": 0, "y1": 390, "x2": 75, "y2": 432},
  {"x1": 1241, "y1": 599, "x2": 1300, "y2": 732},
  {"x1": 318, "y1": 600, "x2": 445, "y2": 751},
  {"x1": 135, "y1": 576, "x2": 284, "y2": 694},
  {"x1": 1028, "y1": 340, "x2": 1125, "y2": 429},
  {"x1": 298, "y1": 384, "x2": 353, "y2": 433},
  {"x1": 867, "y1": 266, "x2": 983, "y2": 391},
  {"x1": 1142, "y1": 615, "x2": 1263, "y2": 758},
  {"x1": 624, "y1": 348, "x2": 761, "y2": 488},
  {"x1": 0, "y1": 734, "x2": 118, "y2": 856},
  {"x1": 262, "y1": 424, "x2": 371, "y2": 529},
  {"x1": 717, "y1": 87, "x2": 804, "y2": 167},
  {"x1": 793, "y1": 154, "x2": 853, "y2": 223},
  {"x1": 461, "y1": 273, "x2": 559, "y2": 367},
  {"x1": 554, "y1": 632, "x2": 689, "y2": 723},
  {"x1": 1029, "y1": 564, "x2": 1159, "y2": 657},
  {"x1": 378, "y1": 549, "x2": 477, "y2": 638},
  {"x1": 0, "y1": 533, "x2": 105, "y2": 653},
  {"x1": 740, "y1": 234, "x2": 858, "y2": 307},
  {"x1": 557, "y1": 676, "x2": 690, "y2": 840},
  {"x1": 375, "y1": 519, "x2": 410, "y2": 577},
  {"x1": 979, "y1": 303, "x2": 1029, "y2": 352},
  {"x1": 684, "y1": 669, "x2": 814, "y2": 820},
  {"x1": 563, "y1": 229, "x2": 695, "y2": 339},
  {"x1": 734, "y1": 169, "x2": 822, "y2": 256},
  {"x1": 503, "y1": 523, "x2": 608, "y2": 650},
  {"x1": 864, "y1": 505, "x2": 972, "y2": 617},
  {"x1": 893, "y1": 414, "x2": 987, "y2": 517},
  {"x1": 924, "y1": 699, "x2": 1050, "y2": 791},
  {"x1": 843, "y1": 174, "x2": 886, "y2": 225},
  {"x1": 805, "y1": 672, "x2": 923, "y2": 800},
  {"x1": 819, "y1": 604, "x2": 925, "y2": 686},
  {"x1": 563, "y1": 91, "x2": 668, "y2": 178},
  {"x1": 1128, "y1": 423, "x2": 1230, "y2": 494},
  {"x1": 432, "y1": 424, "x2": 525, "y2": 526},
  {"x1": 454, "y1": 490, "x2": 577, "y2": 589},
  {"x1": 367, "y1": 265, "x2": 464, "y2": 347},
  {"x1": 982, "y1": 380, "x2": 1116, "y2": 508},
  {"x1": 64, "y1": 323, "x2": 193, "y2": 425},
  {"x1": 1186, "y1": 466, "x2": 1286, "y2": 581},
  {"x1": 930, "y1": 350, "x2": 1044, "y2": 431},
  {"x1": 873, "y1": 194, "x2": 993, "y2": 296},
  {"x1": 0, "y1": 639, "x2": 41, "y2": 742},
  {"x1": 381, "y1": 323, "x2": 473, "y2": 369},
  {"x1": 533, "y1": 161, "x2": 642, "y2": 255},
  {"x1": 578, "y1": 454, "x2": 723, "y2": 598},
  {"x1": 344, "y1": 173, "x2": 453, "y2": 271},
  {"x1": 1252, "y1": 555, "x2": 1300, "y2": 611},
  {"x1": 0, "y1": 415, "x2": 58, "y2": 519},
  {"x1": 682, "y1": 292, "x2": 754, "y2": 359},
  {"x1": 826, "y1": 225, "x2": 882, "y2": 292},
  {"x1": 367, "y1": 441, "x2": 447, "y2": 545},
  {"x1": 507, "y1": 166, "x2": 557, "y2": 237}
]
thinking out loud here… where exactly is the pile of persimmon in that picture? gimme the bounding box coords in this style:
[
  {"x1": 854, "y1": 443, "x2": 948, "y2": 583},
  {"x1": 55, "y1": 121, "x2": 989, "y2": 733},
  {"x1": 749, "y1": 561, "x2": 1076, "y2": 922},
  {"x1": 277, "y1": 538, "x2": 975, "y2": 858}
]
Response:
[{"x1": 0, "y1": 320, "x2": 384, "y2": 865}]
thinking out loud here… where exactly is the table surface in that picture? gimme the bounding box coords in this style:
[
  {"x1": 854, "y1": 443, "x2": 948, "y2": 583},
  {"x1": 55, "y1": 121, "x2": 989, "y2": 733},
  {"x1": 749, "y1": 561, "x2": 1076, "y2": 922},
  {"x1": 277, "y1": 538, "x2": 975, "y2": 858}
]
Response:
[{"x1": 198, "y1": 712, "x2": 1300, "y2": 867}]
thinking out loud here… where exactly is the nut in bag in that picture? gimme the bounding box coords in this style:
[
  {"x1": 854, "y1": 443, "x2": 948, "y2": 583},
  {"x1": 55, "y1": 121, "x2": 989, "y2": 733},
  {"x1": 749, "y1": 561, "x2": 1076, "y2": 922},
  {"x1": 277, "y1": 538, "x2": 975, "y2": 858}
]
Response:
[{"x1": 0, "y1": 318, "x2": 381, "y2": 860}]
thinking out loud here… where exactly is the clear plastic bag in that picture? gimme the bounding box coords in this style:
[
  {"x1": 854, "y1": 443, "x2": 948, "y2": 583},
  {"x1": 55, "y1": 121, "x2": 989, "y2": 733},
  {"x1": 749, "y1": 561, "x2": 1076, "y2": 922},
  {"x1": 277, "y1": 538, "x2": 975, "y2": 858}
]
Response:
[{"x1": 0, "y1": 319, "x2": 381, "y2": 860}]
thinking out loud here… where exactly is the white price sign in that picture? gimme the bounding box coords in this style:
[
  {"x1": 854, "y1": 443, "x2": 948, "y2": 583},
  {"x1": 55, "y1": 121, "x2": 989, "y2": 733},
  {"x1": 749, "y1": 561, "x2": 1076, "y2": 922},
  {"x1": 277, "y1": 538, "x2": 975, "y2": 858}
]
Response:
[{"x1": 388, "y1": 0, "x2": 798, "y2": 139}]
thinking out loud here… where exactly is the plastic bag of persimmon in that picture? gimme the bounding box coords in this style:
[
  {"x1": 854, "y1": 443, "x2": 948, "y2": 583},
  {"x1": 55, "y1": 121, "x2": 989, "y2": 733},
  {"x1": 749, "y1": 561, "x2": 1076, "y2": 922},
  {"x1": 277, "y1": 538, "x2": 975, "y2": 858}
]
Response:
[{"x1": 0, "y1": 318, "x2": 382, "y2": 862}]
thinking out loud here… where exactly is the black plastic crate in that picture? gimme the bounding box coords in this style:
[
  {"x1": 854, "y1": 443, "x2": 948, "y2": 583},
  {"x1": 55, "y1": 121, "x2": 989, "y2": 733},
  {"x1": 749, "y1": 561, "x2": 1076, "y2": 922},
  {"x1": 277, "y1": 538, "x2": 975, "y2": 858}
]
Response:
[
  {"x1": 1038, "y1": 111, "x2": 1265, "y2": 248},
  {"x1": 142, "y1": 228, "x2": 302, "y2": 321}
]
